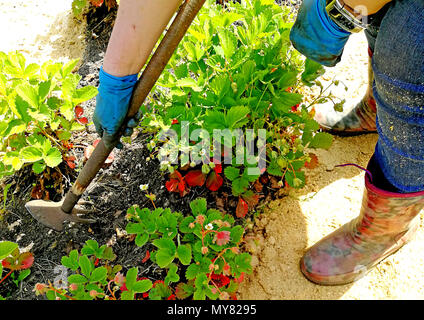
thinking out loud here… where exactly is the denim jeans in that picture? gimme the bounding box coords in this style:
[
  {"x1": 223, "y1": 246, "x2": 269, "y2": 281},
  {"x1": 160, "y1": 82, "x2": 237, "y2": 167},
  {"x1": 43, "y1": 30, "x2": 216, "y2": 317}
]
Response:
[{"x1": 364, "y1": 0, "x2": 424, "y2": 193}]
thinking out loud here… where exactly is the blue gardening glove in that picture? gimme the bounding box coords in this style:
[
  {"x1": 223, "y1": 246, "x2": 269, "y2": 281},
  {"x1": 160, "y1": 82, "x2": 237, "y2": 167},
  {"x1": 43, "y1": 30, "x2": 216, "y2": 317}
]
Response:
[
  {"x1": 290, "y1": 0, "x2": 351, "y2": 67},
  {"x1": 94, "y1": 67, "x2": 141, "y2": 149}
]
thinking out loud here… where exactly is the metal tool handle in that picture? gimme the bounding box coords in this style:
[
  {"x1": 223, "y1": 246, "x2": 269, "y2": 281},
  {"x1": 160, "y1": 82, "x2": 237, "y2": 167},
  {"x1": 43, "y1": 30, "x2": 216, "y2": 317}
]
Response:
[{"x1": 61, "y1": 0, "x2": 206, "y2": 213}]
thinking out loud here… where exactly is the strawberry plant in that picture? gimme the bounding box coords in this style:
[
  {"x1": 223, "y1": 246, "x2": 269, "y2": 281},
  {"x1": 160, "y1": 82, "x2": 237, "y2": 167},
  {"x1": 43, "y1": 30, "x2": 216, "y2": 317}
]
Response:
[
  {"x1": 0, "y1": 51, "x2": 98, "y2": 182},
  {"x1": 141, "y1": 0, "x2": 334, "y2": 213},
  {"x1": 34, "y1": 198, "x2": 250, "y2": 300},
  {"x1": 125, "y1": 197, "x2": 251, "y2": 300},
  {"x1": 0, "y1": 241, "x2": 34, "y2": 299},
  {"x1": 34, "y1": 239, "x2": 154, "y2": 300}
]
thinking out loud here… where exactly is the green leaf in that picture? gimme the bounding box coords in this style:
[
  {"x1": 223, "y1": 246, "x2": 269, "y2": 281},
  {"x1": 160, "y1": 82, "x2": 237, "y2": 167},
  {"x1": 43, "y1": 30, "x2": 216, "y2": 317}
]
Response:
[
  {"x1": 61, "y1": 250, "x2": 79, "y2": 271},
  {"x1": 205, "y1": 54, "x2": 226, "y2": 72},
  {"x1": 125, "y1": 267, "x2": 138, "y2": 290},
  {"x1": 149, "y1": 281, "x2": 173, "y2": 300},
  {"x1": 24, "y1": 63, "x2": 39, "y2": 79},
  {"x1": 153, "y1": 238, "x2": 176, "y2": 268},
  {"x1": 120, "y1": 290, "x2": 135, "y2": 300},
  {"x1": 309, "y1": 132, "x2": 333, "y2": 150},
  {"x1": 43, "y1": 147, "x2": 62, "y2": 168},
  {"x1": 153, "y1": 238, "x2": 176, "y2": 251},
  {"x1": 174, "y1": 63, "x2": 188, "y2": 79},
  {"x1": 4, "y1": 119, "x2": 26, "y2": 137},
  {"x1": 132, "y1": 279, "x2": 153, "y2": 293},
  {"x1": 71, "y1": 0, "x2": 87, "y2": 17},
  {"x1": 17, "y1": 269, "x2": 31, "y2": 282},
  {"x1": 233, "y1": 253, "x2": 252, "y2": 276},
  {"x1": 154, "y1": 250, "x2": 174, "y2": 268},
  {"x1": 61, "y1": 59, "x2": 79, "y2": 78},
  {"x1": 224, "y1": 166, "x2": 241, "y2": 181},
  {"x1": 46, "y1": 96, "x2": 61, "y2": 111},
  {"x1": 302, "y1": 59, "x2": 325, "y2": 86},
  {"x1": 176, "y1": 244, "x2": 192, "y2": 265},
  {"x1": 57, "y1": 130, "x2": 72, "y2": 141},
  {"x1": 231, "y1": 177, "x2": 249, "y2": 196},
  {"x1": 193, "y1": 273, "x2": 209, "y2": 300},
  {"x1": 135, "y1": 233, "x2": 149, "y2": 247},
  {"x1": 78, "y1": 255, "x2": 93, "y2": 278},
  {"x1": 61, "y1": 74, "x2": 78, "y2": 101},
  {"x1": 31, "y1": 161, "x2": 45, "y2": 175},
  {"x1": 209, "y1": 75, "x2": 231, "y2": 100},
  {"x1": 50, "y1": 118, "x2": 60, "y2": 133},
  {"x1": 0, "y1": 74, "x2": 7, "y2": 96},
  {"x1": 90, "y1": 267, "x2": 107, "y2": 283},
  {"x1": 218, "y1": 28, "x2": 237, "y2": 60},
  {"x1": 267, "y1": 158, "x2": 283, "y2": 176},
  {"x1": 285, "y1": 170, "x2": 305, "y2": 188},
  {"x1": 20, "y1": 147, "x2": 43, "y2": 163},
  {"x1": 165, "y1": 263, "x2": 180, "y2": 285},
  {"x1": 230, "y1": 225, "x2": 244, "y2": 244},
  {"x1": 102, "y1": 247, "x2": 116, "y2": 261},
  {"x1": 175, "y1": 77, "x2": 202, "y2": 91},
  {"x1": 189, "y1": 198, "x2": 207, "y2": 216},
  {"x1": 185, "y1": 263, "x2": 200, "y2": 280},
  {"x1": 242, "y1": 169, "x2": 259, "y2": 182},
  {"x1": 73, "y1": 86, "x2": 98, "y2": 104},
  {"x1": 193, "y1": 289, "x2": 206, "y2": 300},
  {"x1": 68, "y1": 274, "x2": 88, "y2": 284},
  {"x1": 226, "y1": 106, "x2": 250, "y2": 129},
  {"x1": 179, "y1": 216, "x2": 195, "y2": 233},
  {"x1": 14, "y1": 95, "x2": 31, "y2": 123},
  {"x1": 0, "y1": 241, "x2": 18, "y2": 260},
  {"x1": 271, "y1": 92, "x2": 303, "y2": 115},
  {"x1": 204, "y1": 110, "x2": 227, "y2": 131},
  {"x1": 126, "y1": 222, "x2": 144, "y2": 235},
  {"x1": 277, "y1": 71, "x2": 298, "y2": 90},
  {"x1": 15, "y1": 83, "x2": 39, "y2": 109},
  {"x1": 81, "y1": 239, "x2": 99, "y2": 256},
  {"x1": 38, "y1": 81, "x2": 53, "y2": 103},
  {"x1": 183, "y1": 42, "x2": 202, "y2": 62}
]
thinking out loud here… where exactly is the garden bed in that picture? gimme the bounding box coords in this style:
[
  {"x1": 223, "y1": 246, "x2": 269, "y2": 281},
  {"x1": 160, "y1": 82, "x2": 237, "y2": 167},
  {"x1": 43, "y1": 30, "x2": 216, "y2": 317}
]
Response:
[{"x1": 0, "y1": 2, "x2": 265, "y2": 300}]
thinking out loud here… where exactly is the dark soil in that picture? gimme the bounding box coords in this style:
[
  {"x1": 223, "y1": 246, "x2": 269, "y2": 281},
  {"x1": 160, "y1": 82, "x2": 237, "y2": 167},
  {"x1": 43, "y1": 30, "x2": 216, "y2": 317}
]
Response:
[{"x1": 0, "y1": 3, "x2": 287, "y2": 300}]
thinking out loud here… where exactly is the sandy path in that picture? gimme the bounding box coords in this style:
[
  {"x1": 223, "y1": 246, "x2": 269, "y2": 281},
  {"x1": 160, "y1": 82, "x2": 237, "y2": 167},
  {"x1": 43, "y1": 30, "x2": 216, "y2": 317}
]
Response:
[
  {"x1": 239, "y1": 33, "x2": 424, "y2": 300},
  {"x1": 2, "y1": 2, "x2": 424, "y2": 300},
  {"x1": 0, "y1": 0, "x2": 86, "y2": 63}
]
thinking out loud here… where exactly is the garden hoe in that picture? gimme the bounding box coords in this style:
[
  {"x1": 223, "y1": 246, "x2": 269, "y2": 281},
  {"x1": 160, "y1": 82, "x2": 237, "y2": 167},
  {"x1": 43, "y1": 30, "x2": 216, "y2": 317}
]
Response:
[{"x1": 25, "y1": 0, "x2": 206, "y2": 231}]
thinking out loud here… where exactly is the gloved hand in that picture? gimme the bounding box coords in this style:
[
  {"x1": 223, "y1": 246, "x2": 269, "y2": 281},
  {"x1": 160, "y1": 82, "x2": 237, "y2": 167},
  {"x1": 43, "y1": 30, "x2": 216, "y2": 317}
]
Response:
[
  {"x1": 290, "y1": 0, "x2": 351, "y2": 67},
  {"x1": 93, "y1": 67, "x2": 141, "y2": 149}
]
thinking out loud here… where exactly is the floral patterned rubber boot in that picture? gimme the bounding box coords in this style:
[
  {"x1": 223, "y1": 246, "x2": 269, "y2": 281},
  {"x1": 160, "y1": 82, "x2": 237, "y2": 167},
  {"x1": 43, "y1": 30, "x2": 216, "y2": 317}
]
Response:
[
  {"x1": 300, "y1": 157, "x2": 424, "y2": 285},
  {"x1": 314, "y1": 53, "x2": 377, "y2": 136}
]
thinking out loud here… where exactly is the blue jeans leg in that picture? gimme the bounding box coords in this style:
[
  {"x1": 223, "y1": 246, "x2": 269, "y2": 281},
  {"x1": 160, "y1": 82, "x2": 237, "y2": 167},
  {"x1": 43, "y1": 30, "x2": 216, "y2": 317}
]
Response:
[{"x1": 372, "y1": 0, "x2": 424, "y2": 193}]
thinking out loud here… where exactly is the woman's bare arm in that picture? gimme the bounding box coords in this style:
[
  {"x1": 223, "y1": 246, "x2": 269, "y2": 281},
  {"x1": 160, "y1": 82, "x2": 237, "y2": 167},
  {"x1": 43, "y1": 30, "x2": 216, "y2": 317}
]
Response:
[{"x1": 103, "y1": 0, "x2": 183, "y2": 77}]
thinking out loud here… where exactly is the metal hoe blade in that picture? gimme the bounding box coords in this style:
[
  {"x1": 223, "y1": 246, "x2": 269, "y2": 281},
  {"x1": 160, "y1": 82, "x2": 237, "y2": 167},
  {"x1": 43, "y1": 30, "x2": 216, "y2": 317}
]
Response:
[{"x1": 25, "y1": 200, "x2": 95, "y2": 232}]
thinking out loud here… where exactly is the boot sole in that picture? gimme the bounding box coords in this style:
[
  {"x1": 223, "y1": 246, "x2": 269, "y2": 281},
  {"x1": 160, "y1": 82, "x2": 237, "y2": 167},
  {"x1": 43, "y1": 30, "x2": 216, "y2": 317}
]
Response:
[{"x1": 300, "y1": 242, "x2": 404, "y2": 286}]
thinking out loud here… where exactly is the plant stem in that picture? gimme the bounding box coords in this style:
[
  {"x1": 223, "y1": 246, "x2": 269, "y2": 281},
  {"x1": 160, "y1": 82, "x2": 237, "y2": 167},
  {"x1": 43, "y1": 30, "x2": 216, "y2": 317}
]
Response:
[
  {"x1": 0, "y1": 270, "x2": 13, "y2": 285},
  {"x1": 107, "y1": 280, "x2": 117, "y2": 300},
  {"x1": 47, "y1": 281, "x2": 76, "y2": 300}
]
